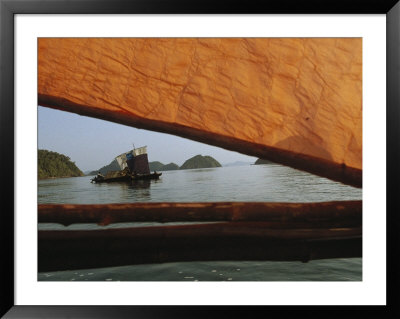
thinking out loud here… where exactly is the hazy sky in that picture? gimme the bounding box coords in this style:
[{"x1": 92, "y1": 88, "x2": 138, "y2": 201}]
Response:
[{"x1": 38, "y1": 106, "x2": 258, "y2": 172}]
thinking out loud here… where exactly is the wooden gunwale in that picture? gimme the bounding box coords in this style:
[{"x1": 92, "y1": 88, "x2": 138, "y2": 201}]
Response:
[
  {"x1": 38, "y1": 201, "x2": 362, "y2": 271},
  {"x1": 38, "y1": 200, "x2": 361, "y2": 227}
]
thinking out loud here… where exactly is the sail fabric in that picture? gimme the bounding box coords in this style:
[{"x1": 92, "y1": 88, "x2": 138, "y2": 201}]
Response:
[
  {"x1": 115, "y1": 152, "x2": 129, "y2": 170},
  {"x1": 125, "y1": 152, "x2": 135, "y2": 172},
  {"x1": 115, "y1": 148, "x2": 150, "y2": 174},
  {"x1": 133, "y1": 146, "x2": 147, "y2": 157},
  {"x1": 38, "y1": 38, "x2": 362, "y2": 187},
  {"x1": 131, "y1": 154, "x2": 151, "y2": 175}
]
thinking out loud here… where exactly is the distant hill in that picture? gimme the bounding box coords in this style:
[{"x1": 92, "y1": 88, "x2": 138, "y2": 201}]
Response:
[
  {"x1": 180, "y1": 155, "x2": 221, "y2": 170},
  {"x1": 38, "y1": 149, "x2": 84, "y2": 179},
  {"x1": 149, "y1": 161, "x2": 165, "y2": 171},
  {"x1": 254, "y1": 158, "x2": 275, "y2": 165},
  {"x1": 223, "y1": 161, "x2": 252, "y2": 167},
  {"x1": 89, "y1": 159, "x2": 120, "y2": 176},
  {"x1": 149, "y1": 161, "x2": 179, "y2": 171},
  {"x1": 162, "y1": 163, "x2": 180, "y2": 171}
]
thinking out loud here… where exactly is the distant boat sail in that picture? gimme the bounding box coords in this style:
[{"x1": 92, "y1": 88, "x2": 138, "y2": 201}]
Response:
[
  {"x1": 91, "y1": 146, "x2": 161, "y2": 183},
  {"x1": 116, "y1": 146, "x2": 150, "y2": 175}
]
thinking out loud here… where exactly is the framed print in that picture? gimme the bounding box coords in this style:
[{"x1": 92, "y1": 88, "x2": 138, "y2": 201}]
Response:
[{"x1": 1, "y1": 0, "x2": 399, "y2": 317}]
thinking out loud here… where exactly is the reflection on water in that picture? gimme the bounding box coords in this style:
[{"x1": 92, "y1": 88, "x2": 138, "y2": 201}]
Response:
[
  {"x1": 124, "y1": 179, "x2": 151, "y2": 200},
  {"x1": 185, "y1": 168, "x2": 216, "y2": 173},
  {"x1": 89, "y1": 179, "x2": 155, "y2": 202},
  {"x1": 130, "y1": 179, "x2": 152, "y2": 189}
]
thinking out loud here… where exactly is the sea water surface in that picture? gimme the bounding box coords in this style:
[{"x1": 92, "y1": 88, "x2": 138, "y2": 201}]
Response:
[{"x1": 38, "y1": 164, "x2": 362, "y2": 281}]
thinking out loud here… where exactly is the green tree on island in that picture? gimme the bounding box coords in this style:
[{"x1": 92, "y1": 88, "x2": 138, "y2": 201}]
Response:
[
  {"x1": 148, "y1": 161, "x2": 165, "y2": 172},
  {"x1": 89, "y1": 159, "x2": 120, "y2": 176},
  {"x1": 38, "y1": 149, "x2": 84, "y2": 179},
  {"x1": 180, "y1": 155, "x2": 221, "y2": 170},
  {"x1": 162, "y1": 163, "x2": 180, "y2": 171},
  {"x1": 254, "y1": 158, "x2": 274, "y2": 165}
]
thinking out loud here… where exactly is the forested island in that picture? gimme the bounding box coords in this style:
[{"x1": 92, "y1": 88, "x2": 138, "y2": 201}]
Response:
[
  {"x1": 38, "y1": 150, "x2": 84, "y2": 179},
  {"x1": 180, "y1": 155, "x2": 221, "y2": 170},
  {"x1": 254, "y1": 158, "x2": 275, "y2": 165},
  {"x1": 89, "y1": 159, "x2": 120, "y2": 176},
  {"x1": 149, "y1": 161, "x2": 179, "y2": 172}
]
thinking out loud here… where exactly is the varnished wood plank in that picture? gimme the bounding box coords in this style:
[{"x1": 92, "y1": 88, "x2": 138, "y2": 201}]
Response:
[{"x1": 38, "y1": 200, "x2": 362, "y2": 227}]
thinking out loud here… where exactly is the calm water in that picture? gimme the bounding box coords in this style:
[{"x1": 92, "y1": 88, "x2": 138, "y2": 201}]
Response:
[{"x1": 38, "y1": 164, "x2": 362, "y2": 281}]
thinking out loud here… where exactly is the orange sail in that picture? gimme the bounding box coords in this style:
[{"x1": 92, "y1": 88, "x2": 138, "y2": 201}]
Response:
[{"x1": 38, "y1": 38, "x2": 362, "y2": 187}]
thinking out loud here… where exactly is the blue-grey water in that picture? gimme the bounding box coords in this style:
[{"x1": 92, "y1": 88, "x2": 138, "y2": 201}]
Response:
[{"x1": 38, "y1": 164, "x2": 362, "y2": 281}]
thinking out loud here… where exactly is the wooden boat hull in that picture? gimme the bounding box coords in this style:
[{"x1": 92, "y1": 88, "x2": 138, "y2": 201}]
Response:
[
  {"x1": 132, "y1": 172, "x2": 162, "y2": 181},
  {"x1": 91, "y1": 172, "x2": 161, "y2": 183},
  {"x1": 38, "y1": 223, "x2": 361, "y2": 272},
  {"x1": 38, "y1": 201, "x2": 361, "y2": 272}
]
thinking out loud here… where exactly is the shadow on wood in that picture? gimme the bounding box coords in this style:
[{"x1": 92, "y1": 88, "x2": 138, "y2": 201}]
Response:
[{"x1": 38, "y1": 221, "x2": 361, "y2": 272}]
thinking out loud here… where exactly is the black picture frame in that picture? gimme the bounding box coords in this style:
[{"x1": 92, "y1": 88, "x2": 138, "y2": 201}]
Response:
[{"x1": 1, "y1": 0, "x2": 399, "y2": 317}]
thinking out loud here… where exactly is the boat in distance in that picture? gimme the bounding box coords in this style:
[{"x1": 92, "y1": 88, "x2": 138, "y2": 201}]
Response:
[{"x1": 91, "y1": 146, "x2": 161, "y2": 183}]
